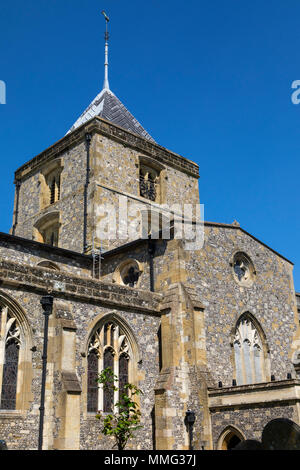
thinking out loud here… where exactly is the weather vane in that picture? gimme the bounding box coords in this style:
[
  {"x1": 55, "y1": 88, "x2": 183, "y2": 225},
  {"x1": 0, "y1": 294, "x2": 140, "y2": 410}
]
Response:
[
  {"x1": 101, "y1": 11, "x2": 110, "y2": 90},
  {"x1": 101, "y1": 11, "x2": 109, "y2": 23}
]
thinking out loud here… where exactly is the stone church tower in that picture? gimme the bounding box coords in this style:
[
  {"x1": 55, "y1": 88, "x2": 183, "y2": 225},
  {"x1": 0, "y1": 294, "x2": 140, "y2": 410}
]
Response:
[{"x1": 1, "y1": 17, "x2": 300, "y2": 450}]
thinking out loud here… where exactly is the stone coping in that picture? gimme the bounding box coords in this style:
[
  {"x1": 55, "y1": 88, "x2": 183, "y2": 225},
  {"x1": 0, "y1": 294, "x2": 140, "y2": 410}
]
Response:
[
  {"x1": 0, "y1": 258, "x2": 162, "y2": 314},
  {"x1": 208, "y1": 379, "x2": 300, "y2": 396},
  {"x1": 101, "y1": 221, "x2": 294, "y2": 266},
  {"x1": 14, "y1": 116, "x2": 199, "y2": 180},
  {"x1": 208, "y1": 380, "x2": 300, "y2": 410},
  {"x1": 0, "y1": 216, "x2": 293, "y2": 270},
  {"x1": 205, "y1": 221, "x2": 293, "y2": 265},
  {"x1": 0, "y1": 231, "x2": 92, "y2": 266}
]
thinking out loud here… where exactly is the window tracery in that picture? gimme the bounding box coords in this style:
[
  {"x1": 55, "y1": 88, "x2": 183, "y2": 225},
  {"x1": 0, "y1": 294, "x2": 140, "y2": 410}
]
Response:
[
  {"x1": 232, "y1": 252, "x2": 255, "y2": 287},
  {"x1": 233, "y1": 315, "x2": 265, "y2": 385},
  {"x1": 113, "y1": 260, "x2": 142, "y2": 288},
  {"x1": 0, "y1": 308, "x2": 21, "y2": 410},
  {"x1": 139, "y1": 165, "x2": 159, "y2": 202},
  {"x1": 87, "y1": 321, "x2": 131, "y2": 413}
]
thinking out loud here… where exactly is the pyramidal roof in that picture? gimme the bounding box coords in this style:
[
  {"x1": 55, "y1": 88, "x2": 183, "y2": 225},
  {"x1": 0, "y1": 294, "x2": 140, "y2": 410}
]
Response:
[{"x1": 67, "y1": 87, "x2": 155, "y2": 142}]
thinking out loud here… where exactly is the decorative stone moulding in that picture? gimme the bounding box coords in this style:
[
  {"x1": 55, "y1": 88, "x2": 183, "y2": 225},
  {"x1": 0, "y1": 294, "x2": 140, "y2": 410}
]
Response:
[
  {"x1": 113, "y1": 259, "x2": 143, "y2": 288},
  {"x1": 231, "y1": 251, "x2": 256, "y2": 287}
]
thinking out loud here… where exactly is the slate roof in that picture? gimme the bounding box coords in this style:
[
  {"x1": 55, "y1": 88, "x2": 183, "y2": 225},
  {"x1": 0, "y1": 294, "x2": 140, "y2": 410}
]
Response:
[{"x1": 67, "y1": 88, "x2": 155, "y2": 142}]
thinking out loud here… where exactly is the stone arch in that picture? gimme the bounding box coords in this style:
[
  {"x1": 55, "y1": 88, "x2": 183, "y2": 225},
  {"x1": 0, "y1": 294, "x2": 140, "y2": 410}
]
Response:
[
  {"x1": 37, "y1": 260, "x2": 60, "y2": 271},
  {"x1": 84, "y1": 311, "x2": 141, "y2": 363},
  {"x1": 82, "y1": 312, "x2": 141, "y2": 414},
  {"x1": 217, "y1": 425, "x2": 246, "y2": 450},
  {"x1": 33, "y1": 211, "x2": 61, "y2": 246},
  {"x1": 112, "y1": 259, "x2": 143, "y2": 288},
  {"x1": 262, "y1": 418, "x2": 300, "y2": 450},
  {"x1": 231, "y1": 311, "x2": 270, "y2": 385},
  {"x1": 0, "y1": 290, "x2": 33, "y2": 411},
  {"x1": 0, "y1": 291, "x2": 33, "y2": 349}
]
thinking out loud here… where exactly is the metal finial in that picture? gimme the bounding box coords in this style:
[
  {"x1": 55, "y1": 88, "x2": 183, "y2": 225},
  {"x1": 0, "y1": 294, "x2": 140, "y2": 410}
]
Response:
[{"x1": 101, "y1": 11, "x2": 110, "y2": 90}]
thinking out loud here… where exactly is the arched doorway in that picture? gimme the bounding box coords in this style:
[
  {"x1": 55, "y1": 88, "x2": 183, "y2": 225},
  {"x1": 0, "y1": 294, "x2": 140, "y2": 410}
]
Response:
[
  {"x1": 223, "y1": 433, "x2": 241, "y2": 450},
  {"x1": 218, "y1": 426, "x2": 245, "y2": 450}
]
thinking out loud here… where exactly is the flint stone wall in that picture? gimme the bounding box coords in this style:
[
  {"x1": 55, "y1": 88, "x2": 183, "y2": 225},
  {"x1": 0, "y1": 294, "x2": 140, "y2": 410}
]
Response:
[{"x1": 186, "y1": 224, "x2": 297, "y2": 385}]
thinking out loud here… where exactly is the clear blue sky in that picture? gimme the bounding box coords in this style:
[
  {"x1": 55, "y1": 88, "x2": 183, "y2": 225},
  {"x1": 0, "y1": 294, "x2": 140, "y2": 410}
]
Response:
[{"x1": 0, "y1": 0, "x2": 300, "y2": 290}]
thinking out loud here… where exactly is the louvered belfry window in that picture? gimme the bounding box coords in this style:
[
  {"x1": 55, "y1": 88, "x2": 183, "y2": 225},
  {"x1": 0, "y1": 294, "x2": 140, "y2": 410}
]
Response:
[
  {"x1": 0, "y1": 310, "x2": 21, "y2": 410},
  {"x1": 50, "y1": 178, "x2": 56, "y2": 205},
  {"x1": 47, "y1": 171, "x2": 61, "y2": 206},
  {"x1": 87, "y1": 320, "x2": 131, "y2": 413},
  {"x1": 139, "y1": 165, "x2": 158, "y2": 202}
]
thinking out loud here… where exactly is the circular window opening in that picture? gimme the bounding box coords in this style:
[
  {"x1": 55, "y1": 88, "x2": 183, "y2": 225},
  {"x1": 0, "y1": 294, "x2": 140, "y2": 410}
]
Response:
[
  {"x1": 232, "y1": 252, "x2": 255, "y2": 287},
  {"x1": 115, "y1": 260, "x2": 142, "y2": 288}
]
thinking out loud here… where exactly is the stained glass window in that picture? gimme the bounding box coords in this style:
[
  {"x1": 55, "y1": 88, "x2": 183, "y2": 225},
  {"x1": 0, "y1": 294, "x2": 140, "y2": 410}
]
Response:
[
  {"x1": 1, "y1": 341, "x2": 19, "y2": 410},
  {"x1": 103, "y1": 348, "x2": 114, "y2": 412},
  {"x1": 87, "y1": 321, "x2": 132, "y2": 413},
  {"x1": 119, "y1": 354, "x2": 129, "y2": 403},
  {"x1": 87, "y1": 351, "x2": 98, "y2": 412},
  {"x1": 0, "y1": 313, "x2": 21, "y2": 411},
  {"x1": 110, "y1": 325, "x2": 114, "y2": 347},
  {"x1": 104, "y1": 324, "x2": 108, "y2": 347}
]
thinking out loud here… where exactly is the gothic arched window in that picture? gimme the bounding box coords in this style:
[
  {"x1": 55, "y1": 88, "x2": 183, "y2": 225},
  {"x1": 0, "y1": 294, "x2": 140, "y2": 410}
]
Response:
[
  {"x1": 233, "y1": 315, "x2": 266, "y2": 385},
  {"x1": 0, "y1": 308, "x2": 21, "y2": 410},
  {"x1": 87, "y1": 320, "x2": 131, "y2": 413}
]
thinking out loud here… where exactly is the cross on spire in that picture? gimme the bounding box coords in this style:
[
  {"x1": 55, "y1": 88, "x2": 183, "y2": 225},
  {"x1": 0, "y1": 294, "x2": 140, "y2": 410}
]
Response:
[{"x1": 102, "y1": 11, "x2": 110, "y2": 90}]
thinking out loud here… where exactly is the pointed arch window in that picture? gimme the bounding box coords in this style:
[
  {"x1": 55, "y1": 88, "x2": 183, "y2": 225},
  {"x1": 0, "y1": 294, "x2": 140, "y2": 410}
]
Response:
[
  {"x1": 233, "y1": 315, "x2": 266, "y2": 385},
  {"x1": 33, "y1": 212, "x2": 60, "y2": 247},
  {"x1": 87, "y1": 320, "x2": 131, "y2": 413},
  {"x1": 46, "y1": 168, "x2": 62, "y2": 206},
  {"x1": 0, "y1": 308, "x2": 21, "y2": 410}
]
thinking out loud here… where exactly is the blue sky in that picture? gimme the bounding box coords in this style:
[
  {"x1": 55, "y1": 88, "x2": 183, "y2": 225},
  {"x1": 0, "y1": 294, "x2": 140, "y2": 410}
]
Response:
[{"x1": 0, "y1": 0, "x2": 300, "y2": 289}]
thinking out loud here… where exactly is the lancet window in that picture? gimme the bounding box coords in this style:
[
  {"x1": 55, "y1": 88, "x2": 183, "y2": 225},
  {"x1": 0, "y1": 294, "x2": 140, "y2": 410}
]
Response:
[{"x1": 0, "y1": 307, "x2": 21, "y2": 410}]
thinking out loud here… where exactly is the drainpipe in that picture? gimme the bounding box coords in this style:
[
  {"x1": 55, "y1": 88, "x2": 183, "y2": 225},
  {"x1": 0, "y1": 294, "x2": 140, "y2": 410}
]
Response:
[
  {"x1": 38, "y1": 295, "x2": 54, "y2": 450},
  {"x1": 83, "y1": 133, "x2": 92, "y2": 253},
  {"x1": 148, "y1": 239, "x2": 156, "y2": 292},
  {"x1": 12, "y1": 180, "x2": 21, "y2": 235}
]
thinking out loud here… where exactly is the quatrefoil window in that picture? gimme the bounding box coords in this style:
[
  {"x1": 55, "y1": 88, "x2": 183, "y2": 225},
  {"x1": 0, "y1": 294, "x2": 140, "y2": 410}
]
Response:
[
  {"x1": 232, "y1": 252, "x2": 255, "y2": 286},
  {"x1": 113, "y1": 260, "x2": 142, "y2": 288}
]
